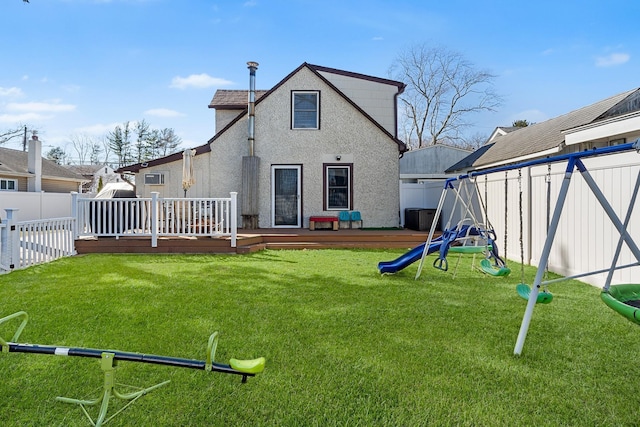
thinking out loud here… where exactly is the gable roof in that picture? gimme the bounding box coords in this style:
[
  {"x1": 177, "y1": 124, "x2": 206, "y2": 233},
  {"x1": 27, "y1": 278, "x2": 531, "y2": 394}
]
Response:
[
  {"x1": 120, "y1": 62, "x2": 407, "y2": 173},
  {"x1": 445, "y1": 143, "x2": 495, "y2": 173},
  {"x1": 474, "y1": 88, "x2": 638, "y2": 167},
  {"x1": 208, "y1": 90, "x2": 268, "y2": 109},
  {"x1": 206, "y1": 62, "x2": 407, "y2": 149},
  {"x1": 0, "y1": 147, "x2": 85, "y2": 181}
]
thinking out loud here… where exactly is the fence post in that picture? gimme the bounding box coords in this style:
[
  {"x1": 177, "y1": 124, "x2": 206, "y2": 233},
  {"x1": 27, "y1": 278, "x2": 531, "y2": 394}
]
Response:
[
  {"x1": 230, "y1": 192, "x2": 237, "y2": 248},
  {"x1": 2, "y1": 209, "x2": 20, "y2": 270},
  {"x1": 71, "y1": 192, "x2": 79, "y2": 239},
  {"x1": 151, "y1": 192, "x2": 158, "y2": 248}
]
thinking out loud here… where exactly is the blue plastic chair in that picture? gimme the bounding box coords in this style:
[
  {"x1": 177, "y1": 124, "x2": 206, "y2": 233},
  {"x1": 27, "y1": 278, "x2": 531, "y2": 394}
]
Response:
[
  {"x1": 350, "y1": 211, "x2": 363, "y2": 229},
  {"x1": 338, "y1": 211, "x2": 351, "y2": 229}
]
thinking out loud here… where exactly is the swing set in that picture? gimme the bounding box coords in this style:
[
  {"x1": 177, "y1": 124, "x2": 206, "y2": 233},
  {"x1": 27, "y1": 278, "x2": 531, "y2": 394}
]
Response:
[
  {"x1": 415, "y1": 166, "x2": 511, "y2": 280},
  {"x1": 426, "y1": 140, "x2": 640, "y2": 355},
  {"x1": 0, "y1": 311, "x2": 265, "y2": 426}
]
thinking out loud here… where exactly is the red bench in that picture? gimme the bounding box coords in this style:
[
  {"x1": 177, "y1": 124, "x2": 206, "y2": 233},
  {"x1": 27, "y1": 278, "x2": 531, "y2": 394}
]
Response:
[{"x1": 309, "y1": 216, "x2": 339, "y2": 231}]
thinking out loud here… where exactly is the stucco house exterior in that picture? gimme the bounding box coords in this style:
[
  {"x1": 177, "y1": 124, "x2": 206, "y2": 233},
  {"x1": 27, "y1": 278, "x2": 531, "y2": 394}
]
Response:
[{"x1": 119, "y1": 62, "x2": 407, "y2": 229}]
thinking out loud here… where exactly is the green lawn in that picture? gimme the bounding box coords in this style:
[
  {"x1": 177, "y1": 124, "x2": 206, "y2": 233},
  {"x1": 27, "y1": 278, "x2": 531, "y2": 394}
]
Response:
[{"x1": 0, "y1": 250, "x2": 638, "y2": 426}]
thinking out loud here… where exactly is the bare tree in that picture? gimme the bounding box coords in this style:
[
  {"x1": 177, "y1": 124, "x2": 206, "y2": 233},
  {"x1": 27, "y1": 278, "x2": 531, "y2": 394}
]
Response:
[
  {"x1": 69, "y1": 133, "x2": 97, "y2": 164},
  {"x1": 390, "y1": 43, "x2": 502, "y2": 149},
  {"x1": 0, "y1": 125, "x2": 27, "y2": 148}
]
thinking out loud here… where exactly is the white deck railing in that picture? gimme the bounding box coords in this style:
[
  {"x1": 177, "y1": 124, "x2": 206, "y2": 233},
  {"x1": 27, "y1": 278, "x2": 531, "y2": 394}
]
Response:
[
  {"x1": 0, "y1": 209, "x2": 76, "y2": 273},
  {"x1": 73, "y1": 192, "x2": 238, "y2": 248}
]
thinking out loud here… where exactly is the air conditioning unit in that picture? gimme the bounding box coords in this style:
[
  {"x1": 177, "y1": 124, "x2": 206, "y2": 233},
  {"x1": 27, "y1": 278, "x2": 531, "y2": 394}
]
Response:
[{"x1": 144, "y1": 173, "x2": 165, "y2": 185}]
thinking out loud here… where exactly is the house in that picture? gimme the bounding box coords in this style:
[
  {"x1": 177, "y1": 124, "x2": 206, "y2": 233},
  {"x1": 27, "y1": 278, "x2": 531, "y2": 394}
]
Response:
[
  {"x1": 119, "y1": 62, "x2": 407, "y2": 229},
  {"x1": 63, "y1": 164, "x2": 130, "y2": 194},
  {"x1": 472, "y1": 89, "x2": 639, "y2": 168},
  {"x1": 0, "y1": 136, "x2": 85, "y2": 193}
]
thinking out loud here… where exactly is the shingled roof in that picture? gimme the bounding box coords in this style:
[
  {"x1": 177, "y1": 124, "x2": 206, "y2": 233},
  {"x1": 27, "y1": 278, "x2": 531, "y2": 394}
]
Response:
[
  {"x1": 208, "y1": 90, "x2": 268, "y2": 109},
  {"x1": 0, "y1": 147, "x2": 84, "y2": 181},
  {"x1": 474, "y1": 88, "x2": 639, "y2": 168}
]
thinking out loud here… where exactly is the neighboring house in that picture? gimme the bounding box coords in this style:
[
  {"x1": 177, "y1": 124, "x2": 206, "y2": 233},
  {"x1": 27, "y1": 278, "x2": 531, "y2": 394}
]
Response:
[
  {"x1": 0, "y1": 137, "x2": 85, "y2": 193},
  {"x1": 119, "y1": 62, "x2": 407, "y2": 229},
  {"x1": 400, "y1": 144, "x2": 472, "y2": 182},
  {"x1": 472, "y1": 89, "x2": 640, "y2": 168},
  {"x1": 63, "y1": 164, "x2": 130, "y2": 194}
]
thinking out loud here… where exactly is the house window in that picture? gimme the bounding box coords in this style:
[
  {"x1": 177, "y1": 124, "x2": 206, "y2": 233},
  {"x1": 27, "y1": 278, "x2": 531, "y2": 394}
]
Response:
[
  {"x1": 292, "y1": 91, "x2": 319, "y2": 129},
  {"x1": 144, "y1": 173, "x2": 165, "y2": 185},
  {"x1": 324, "y1": 165, "x2": 352, "y2": 210},
  {"x1": 0, "y1": 179, "x2": 17, "y2": 191}
]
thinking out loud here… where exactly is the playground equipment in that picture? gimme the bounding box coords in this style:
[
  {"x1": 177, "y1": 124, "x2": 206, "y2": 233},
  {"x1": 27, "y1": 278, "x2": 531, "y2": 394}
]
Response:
[
  {"x1": 411, "y1": 170, "x2": 510, "y2": 280},
  {"x1": 0, "y1": 311, "x2": 265, "y2": 426},
  {"x1": 436, "y1": 140, "x2": 640, "y2": 355}
]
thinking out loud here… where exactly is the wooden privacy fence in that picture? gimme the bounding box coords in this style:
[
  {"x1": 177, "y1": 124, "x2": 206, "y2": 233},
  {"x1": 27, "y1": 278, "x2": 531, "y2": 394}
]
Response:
[
  {"x1": 73, "y1": 192, "x2": 238, "y2": 248},
  {"x1": 0, "y1": 209, "x2": 76, "y2": 273}
]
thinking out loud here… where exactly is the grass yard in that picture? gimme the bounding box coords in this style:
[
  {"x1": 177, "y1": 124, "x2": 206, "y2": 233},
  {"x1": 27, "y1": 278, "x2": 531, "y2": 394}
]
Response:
[{"x1": 0, "y1": 249, "x2": 639, "y2": 426}]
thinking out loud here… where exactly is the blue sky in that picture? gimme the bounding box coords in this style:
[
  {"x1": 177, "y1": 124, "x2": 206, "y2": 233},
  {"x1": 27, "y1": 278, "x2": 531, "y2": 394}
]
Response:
[{"x1": 2, "y1": 0, "x2": 640, "y2": 159}]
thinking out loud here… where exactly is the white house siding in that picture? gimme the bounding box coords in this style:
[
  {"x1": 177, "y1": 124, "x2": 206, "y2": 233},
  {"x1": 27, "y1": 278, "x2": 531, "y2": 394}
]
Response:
[
  {"x1": 208, "y1": 66, "x2": 401, "y2": 228},
  {"x1": 318, "y1": 71, "x2": 399, "y2": 136}
]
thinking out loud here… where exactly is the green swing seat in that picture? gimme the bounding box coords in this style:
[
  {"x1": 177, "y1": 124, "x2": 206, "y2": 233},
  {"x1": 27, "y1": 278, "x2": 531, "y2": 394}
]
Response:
[
  {"x1": 601, "y1": 284, "x2": 640, "y2": 326},
  {"x1": 479, "y1": 259, "x2": 511, "y2": 277},
  {"x1": 516, "y1": 283, "x2": 553, "y2": 304}
]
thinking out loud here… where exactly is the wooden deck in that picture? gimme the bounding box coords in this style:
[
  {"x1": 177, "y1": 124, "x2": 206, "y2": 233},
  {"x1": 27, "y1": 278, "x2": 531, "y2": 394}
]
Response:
[{"x1": 75, "y1": 228, "x2": 434, "y2": 254}]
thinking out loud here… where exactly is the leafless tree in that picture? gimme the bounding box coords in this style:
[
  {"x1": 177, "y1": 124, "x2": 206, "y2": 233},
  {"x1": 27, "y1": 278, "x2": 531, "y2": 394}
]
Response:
[
  {"x1": 390, "y1": 43, "x2": 502, "y2": 149},
  {"x1": 69, "y1": 133, "x2": 99, "y2": 164},
  {"x1": 0, "y1": 125, "x2": 27, "y2": 147}
]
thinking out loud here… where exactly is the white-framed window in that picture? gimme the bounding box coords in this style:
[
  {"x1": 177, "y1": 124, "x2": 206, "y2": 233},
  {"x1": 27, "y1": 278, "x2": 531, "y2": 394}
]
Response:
[
  {"x1": 324, "y1": 165, "x2": 351, "y2": 210},
  {"x1": 0, "y1": 178, "x2": 17, "y2": 191},
  {"x1": 292, "y1": 91, "x2": 319, "y2": 129},
  {"x1": 144, "y1": 173, "x2": 165, "y2": 185}
]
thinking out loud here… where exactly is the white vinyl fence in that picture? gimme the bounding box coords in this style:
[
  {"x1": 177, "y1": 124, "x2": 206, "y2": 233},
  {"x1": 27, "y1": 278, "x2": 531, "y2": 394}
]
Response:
[
  {"x1": 458, "y1": 150, "x2": 640, "y2": 287},
  {"x1": 73, "y1": 192, "x2": 238, "y2": 248},
  {"x1": 0, "y1": 209, "x2": 76, "y2": 273}
]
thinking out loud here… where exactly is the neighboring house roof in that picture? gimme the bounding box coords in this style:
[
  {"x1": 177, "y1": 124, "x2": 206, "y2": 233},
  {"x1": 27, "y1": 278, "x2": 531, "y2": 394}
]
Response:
[
  {"x1": 474, "y1": 88, "x2": 638, "y2": 168},
  {"x1": 119, "y1": 62, "x2": 407, "y2": 173},
  {"x1": 445, "y1": 143, "x2": 495, "y2": 173},
  {"x1": 0, "y1": 147, "x2": 85, "y2": 181},
  {"x1": 208, "y1": 90, "x2": 268, "y2": 109},
  {"x1": 63, "y1": 164, "x2": 108, "y2": 175}
]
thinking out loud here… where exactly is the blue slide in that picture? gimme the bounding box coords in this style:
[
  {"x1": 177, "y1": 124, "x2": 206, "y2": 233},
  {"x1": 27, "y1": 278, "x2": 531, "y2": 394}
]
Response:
[{"x1": 377, "y1": 241, "x2": 442, "y2": 274}]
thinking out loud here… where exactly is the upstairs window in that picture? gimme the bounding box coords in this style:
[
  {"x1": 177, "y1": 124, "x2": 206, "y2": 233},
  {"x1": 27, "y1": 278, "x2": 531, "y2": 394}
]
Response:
[
  {"x1": 0, "y1": 179, "x2": 17, "y2": 191},
  {"x1": 292, "y1": 91, "x2": 319, "y2": 129}
]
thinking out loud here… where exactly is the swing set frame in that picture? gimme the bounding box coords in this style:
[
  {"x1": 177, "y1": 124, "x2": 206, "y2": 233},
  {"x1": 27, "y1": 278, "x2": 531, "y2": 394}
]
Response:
[{"x1": 417, "y1": 139, "x2": 640, "y2": 355}]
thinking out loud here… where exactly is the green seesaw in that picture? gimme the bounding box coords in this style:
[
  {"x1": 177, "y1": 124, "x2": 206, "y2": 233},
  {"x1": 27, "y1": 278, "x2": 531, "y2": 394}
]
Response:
[{"x1": 0, "y1": 311, "x2": 265, "y2": 427}]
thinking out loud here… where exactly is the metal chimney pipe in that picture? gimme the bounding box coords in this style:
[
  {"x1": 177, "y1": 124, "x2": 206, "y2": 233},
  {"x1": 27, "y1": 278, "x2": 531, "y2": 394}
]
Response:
[{"x1": 247, "y1": 61, "x2": 259, "y2": 156}]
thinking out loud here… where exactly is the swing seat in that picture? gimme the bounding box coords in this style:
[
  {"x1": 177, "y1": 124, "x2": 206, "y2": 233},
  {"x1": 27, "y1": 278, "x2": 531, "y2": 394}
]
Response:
[
  {"x1": 601, "y1": 284, "x2": 640, "y2": 326},
  {"x1": 516, "y1": 283, "x2": 553, "y2": 304},
  {"x1": 479, "y1": 259, "x2": 511, "y2": 276},
  {"x1": 229, "y1": 357, "x2": 266, "y2": 374}
]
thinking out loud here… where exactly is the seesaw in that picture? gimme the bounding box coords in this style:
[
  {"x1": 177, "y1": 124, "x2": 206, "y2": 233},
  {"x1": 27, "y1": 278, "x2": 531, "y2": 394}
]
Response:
[{"x1": 0, "y1": 311, "x2": 265, "y2": 426}]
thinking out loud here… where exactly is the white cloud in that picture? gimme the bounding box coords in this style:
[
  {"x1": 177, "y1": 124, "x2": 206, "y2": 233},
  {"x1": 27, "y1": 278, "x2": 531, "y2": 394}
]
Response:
[
  {"x1": 372, "y1": 36, "x2": 384, "y2": 41},
  {"x1": 170, "y1": 73, "x2": 233, "y2": 89},
  {"x1": 0, "y1": 87, "x2": 24, "y2": 97},
  {"x1": 595, "y1": 52, "x2": 630, "y2": 67},
  {"x1": 7, "y1": 101, "x2": 76, "y2": 113},
  {"x1": 144, "y1": 108, "x2": 185, "y2": 117}
]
